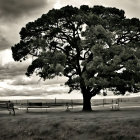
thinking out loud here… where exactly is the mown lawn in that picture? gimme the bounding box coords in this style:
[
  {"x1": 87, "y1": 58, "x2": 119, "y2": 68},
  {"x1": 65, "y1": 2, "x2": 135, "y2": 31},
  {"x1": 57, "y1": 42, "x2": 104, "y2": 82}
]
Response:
[{"x1": 0, "y1": 108, "x2": 140, "y2": 140}]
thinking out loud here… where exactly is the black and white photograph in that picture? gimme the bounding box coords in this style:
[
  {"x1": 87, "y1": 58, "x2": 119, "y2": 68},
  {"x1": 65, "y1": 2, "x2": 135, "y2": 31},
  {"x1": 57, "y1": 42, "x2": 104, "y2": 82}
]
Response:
[{"x1": 0, "y1": 0, "x2": 140, "y2": 139}]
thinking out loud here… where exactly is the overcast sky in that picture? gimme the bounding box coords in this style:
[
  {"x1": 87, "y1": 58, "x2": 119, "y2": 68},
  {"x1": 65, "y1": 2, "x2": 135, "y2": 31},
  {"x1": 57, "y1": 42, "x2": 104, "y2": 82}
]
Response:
[{"x1": 0, "y1": 0, "x2": 140, "y2": 99}]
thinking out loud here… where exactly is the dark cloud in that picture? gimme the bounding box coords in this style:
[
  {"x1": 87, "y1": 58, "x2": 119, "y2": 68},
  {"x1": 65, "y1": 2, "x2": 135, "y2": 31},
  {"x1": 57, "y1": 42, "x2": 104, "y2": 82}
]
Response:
[
  {"x1": 0, "y1": 87, "x2": 47, "y2": 96},
  {"x1": 0, "y1": 60, "x2": 67, "y2": 86},
  {"x1": 0, "y1": 34, "x2": 11, "y2": 50},
  {"x1": 0, "y1": 61, "x2": 29, "y2": 80},
  {"x1": 0, "y1": 0, "x2": 47, "y2": 19}
]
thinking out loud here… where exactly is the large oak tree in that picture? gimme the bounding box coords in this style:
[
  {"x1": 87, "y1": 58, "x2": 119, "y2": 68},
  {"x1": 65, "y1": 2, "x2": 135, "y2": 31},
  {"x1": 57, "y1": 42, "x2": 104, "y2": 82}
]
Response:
[{"x1": 12, "y1": 5, "x2": 140, "y2": 111}]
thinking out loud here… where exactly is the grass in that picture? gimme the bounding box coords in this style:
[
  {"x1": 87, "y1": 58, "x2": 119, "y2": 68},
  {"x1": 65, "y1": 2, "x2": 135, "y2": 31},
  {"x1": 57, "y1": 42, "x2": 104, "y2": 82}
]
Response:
[
  {"x1": 0, "y1": 109, "x2": 140, "y2": 140},
  {"x1": 0, "y1": 97, "x2": 140, "y2": 140}
]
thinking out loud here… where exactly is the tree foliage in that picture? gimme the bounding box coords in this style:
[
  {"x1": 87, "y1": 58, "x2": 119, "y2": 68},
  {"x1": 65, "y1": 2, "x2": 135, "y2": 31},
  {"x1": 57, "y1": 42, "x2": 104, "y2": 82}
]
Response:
[{"x1": 12, "y1": 5, "x2": 140, "y2": 110}]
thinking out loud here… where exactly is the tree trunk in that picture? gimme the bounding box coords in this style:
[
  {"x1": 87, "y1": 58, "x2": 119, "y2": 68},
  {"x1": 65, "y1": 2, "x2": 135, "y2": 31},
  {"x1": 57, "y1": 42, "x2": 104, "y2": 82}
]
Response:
[
  {"x1": 82, "y1": 95, "x2": 92, "y2": 111},
  {"x1": 80, "y1": 78, "x2": 92, "y2": 111}
]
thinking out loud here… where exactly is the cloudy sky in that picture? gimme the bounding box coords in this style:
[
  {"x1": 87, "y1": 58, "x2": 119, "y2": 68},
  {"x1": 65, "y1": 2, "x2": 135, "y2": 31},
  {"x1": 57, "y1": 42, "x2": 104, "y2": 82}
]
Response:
[{"x1": 0, "y1": 0, "x2": 140, "y2": 100}]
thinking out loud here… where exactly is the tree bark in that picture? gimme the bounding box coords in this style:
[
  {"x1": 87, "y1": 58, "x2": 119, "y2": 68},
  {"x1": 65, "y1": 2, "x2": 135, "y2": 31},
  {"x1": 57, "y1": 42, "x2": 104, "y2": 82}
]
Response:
[
  {"x1": 80, "y1": 78, "x2": 92, "y2": 111},
  {"x1": 82, "y1": 94, "x2": 92, "y2": 111}
]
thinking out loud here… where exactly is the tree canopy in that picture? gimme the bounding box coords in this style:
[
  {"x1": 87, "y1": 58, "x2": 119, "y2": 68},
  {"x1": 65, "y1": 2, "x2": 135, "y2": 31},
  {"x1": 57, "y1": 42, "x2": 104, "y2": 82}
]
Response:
[{"x1": 12, "y1": 5, "x2": 140, "y2": 111}]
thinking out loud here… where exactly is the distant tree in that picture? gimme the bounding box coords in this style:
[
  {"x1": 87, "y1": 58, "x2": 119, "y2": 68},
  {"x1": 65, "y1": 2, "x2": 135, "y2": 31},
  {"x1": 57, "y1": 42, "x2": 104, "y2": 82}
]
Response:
[{"x1": 12, "y1": 5, "x2": 140, "y2": 111}]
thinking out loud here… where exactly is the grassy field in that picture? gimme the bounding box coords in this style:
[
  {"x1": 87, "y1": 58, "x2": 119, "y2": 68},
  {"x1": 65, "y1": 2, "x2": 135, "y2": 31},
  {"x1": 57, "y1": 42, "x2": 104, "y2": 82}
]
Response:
[{"x1": 0, "y1": 97, "x2": 140, "y2": 140}]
